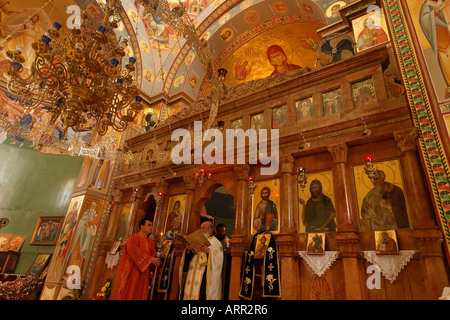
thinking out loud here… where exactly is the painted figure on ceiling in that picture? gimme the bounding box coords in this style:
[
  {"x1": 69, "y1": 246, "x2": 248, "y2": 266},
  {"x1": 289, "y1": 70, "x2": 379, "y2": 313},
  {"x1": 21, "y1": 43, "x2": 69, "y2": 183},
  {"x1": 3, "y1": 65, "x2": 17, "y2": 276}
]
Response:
[
  {"x1": 142, "y1": 12, "x2": 171, "y2": 50},
  {"x1": 267, "y1": 45, "x2": 301, "y2": 76},
  {"x1": 420, "y1": 0, "x2": 450, "y2": 98},
  {"x1": 183, "y1": 0, "x2": 209, "y2": 15},
  {"x1": 234, "y1": 60, "x2": 252, "y2": 80},
  {"x1": 0, "y1": 8, "x2": 51, "y2": 67}
]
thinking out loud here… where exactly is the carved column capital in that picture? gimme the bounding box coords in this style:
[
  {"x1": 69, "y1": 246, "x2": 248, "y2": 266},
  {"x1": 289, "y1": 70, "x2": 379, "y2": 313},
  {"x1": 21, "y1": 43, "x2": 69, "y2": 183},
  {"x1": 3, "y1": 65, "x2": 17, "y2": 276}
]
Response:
[
  {"x1": 174, "y1": 239, "x2": 187, "y2": 257},
  {"x1": 276, "y1": 234, "x2": 297, "y2": 257},
  {"x1": 280, "y1": 154, "x2": 295, "y2": 174},
  {"x1": 183, "y1": 175, "x2": 196, "y2": 190},
  {"x1": 414, "y1": 229, "x2": 444, "y2": 258},
  {"x1": 229, "y1": 236, "x2": 246, "y2": 257},
  {"x1": 111, "y1": 189, "x2": 123, "y2": 202},
  {"x1": 393, "y1": 128, "x2": 418, "y2": 154},
  {"x1": 157, "y1": 180, "x2": 170, "y2": 193},
  {"x1": 233, "y1": 164, "x2": 251, "y2": 181},
  {"x1": 336, "y1": 232, "x2": 361, "y2": 258},
  {"x1": 328, "y1": 143, "x2": 348, "y2": 164}
]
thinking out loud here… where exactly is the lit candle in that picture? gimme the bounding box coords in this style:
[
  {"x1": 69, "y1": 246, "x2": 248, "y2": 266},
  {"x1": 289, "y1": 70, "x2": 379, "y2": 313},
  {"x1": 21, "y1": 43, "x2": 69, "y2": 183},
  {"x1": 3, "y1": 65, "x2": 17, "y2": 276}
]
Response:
[
  {"x1": 364, "y1": 155, "x2": 373, "y2": 163},
  {"x1": 248, "y1": 176, "x2": 254, "y2": 181},
  {"x1": 298, "y1": 167, "x2": 305, "y2": 173}
]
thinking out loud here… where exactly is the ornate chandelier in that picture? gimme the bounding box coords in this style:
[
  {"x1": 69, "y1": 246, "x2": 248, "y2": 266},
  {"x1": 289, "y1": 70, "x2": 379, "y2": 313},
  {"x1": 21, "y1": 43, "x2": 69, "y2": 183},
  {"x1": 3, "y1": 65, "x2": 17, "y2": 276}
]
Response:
[{"x1": 5, "y1": 0, "x2": 144, "y2": 136}]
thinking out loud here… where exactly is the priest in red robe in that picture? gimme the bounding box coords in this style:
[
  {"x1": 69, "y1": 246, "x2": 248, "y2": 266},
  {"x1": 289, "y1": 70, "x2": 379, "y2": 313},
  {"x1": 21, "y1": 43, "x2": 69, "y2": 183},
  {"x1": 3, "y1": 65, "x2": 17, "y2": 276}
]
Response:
[{"x1": 112, "y1": 219, "x2": 161, "y2": 300}]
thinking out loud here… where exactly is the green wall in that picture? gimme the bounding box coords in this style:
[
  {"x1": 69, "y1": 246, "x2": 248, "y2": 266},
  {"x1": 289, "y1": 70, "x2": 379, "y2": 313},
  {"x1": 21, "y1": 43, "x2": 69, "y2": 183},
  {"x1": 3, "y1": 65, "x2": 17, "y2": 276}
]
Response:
[{"x1": 0, "y1": 144, "x2": 83, "y2": 274}]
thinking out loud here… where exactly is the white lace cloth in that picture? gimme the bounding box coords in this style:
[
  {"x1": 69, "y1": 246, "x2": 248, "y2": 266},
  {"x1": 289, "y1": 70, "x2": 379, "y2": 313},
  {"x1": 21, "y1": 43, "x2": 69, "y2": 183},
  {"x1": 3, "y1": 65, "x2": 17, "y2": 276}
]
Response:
[
  {"x1": 105, "y1": 252, "x2": 121, "y2": 269},
  {"x1": 298, "y1": 251, "x2": 340, "y2": 277},
  {"x1": 363, "y1": 250, "x2": 415, "y2": 283}
]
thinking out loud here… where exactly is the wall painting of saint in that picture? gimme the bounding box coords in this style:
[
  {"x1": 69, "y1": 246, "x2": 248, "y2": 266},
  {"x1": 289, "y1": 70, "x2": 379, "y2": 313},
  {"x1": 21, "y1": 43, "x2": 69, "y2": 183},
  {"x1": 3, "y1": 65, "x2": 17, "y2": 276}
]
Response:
[
  {"x1": 45, "y1": 195, "x2": 84, "y2": 284},
  {"x1": 250, "y1": 112, "x2": 265, "y2": 131},
  {"x1": 352, "y1": 8, "x2": 390, "y2": 53},
  {"x1": 297, "y1": 170, "x2": 337, "y2": 233},
  {"x1": 353, "y1": 159, "x2": 410, "y2": 232},
  {"x1": 65, "y1": 196, "x2": 104, "y2": 277},
  {"x1": 114, "y1": 202, "x2": 132, "y2": 241},
  {"x1": 164, "y1": 194, "x2": 186, "y2": 235},
  {"x1": 230, "y1": 118, "x2": 243, "y2": 130},
  {"x1": 375, "y1": 230, "x2": 399, "y2": 255},
  {"x1": 405, "y1": 0, "x2": 450, "y2": 100},
  {"x1": 251, "y1": 179, "x2": 280, "y2": 235},
  {"x1": 296, "y1": 97, "x2": 313, "y2": 121},
  {"x1": 254, "y1": 233, "x2": 272, "y2": 259},
  {"x1": 272, "y1": 105, "x2": 287, "y2": 129},
  {"x1": 352, "y1": 78, "x2": 377, "y2": 108},
  {"x1": 306, "y1": 233, "x2": 326, "y2": 255},
  {"x1": 322, "y1": 88, "x2": 342, "y2": 115}
]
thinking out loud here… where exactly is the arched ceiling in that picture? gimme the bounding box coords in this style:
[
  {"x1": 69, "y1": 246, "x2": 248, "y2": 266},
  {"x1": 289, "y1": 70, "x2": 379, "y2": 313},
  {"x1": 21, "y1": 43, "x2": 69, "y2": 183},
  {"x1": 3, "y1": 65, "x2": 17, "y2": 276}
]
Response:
[
  {"x1": 127, "y1": 0, "x2": 349, "y2": 99},
  {"x1": 0, "y1": 0, "x2": 350, "y2": 100}
]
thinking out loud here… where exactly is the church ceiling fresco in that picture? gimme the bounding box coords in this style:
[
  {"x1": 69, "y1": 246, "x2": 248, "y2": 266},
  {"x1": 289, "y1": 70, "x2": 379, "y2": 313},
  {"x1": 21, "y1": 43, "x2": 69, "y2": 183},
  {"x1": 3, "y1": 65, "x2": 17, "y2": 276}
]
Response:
[
  {"x1": 0, "y1": 0, "x2": 354, "y2": 96},
  {"x1": 0, "y1": 0, "x2": 368, "y2": 154},
  {"x1": 123, "y1": 0, "x2": 354, "y2": 97}
]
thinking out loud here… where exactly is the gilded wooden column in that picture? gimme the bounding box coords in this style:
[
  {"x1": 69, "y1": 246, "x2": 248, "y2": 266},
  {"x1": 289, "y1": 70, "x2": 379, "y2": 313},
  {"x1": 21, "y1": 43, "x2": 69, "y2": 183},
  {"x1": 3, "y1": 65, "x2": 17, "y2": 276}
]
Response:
[
  {"x1": 328, "y1": 144, "x2": 363, "y2": 299},
  {"x1": 228, "y1": 164, "x2": 250, "y2": 300},
  {"x1": 152, "y1": 180, "x2": 169, "y2": 241},
  {"x1": 327, "y1": 143, "x2": 359, "y2": 231},
  {"x1": 278, "y1": 154, "x2": 300, "y2": 299},
  {"x1": 393, "y1": 128, "x2": 436, "y2": 229}
]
